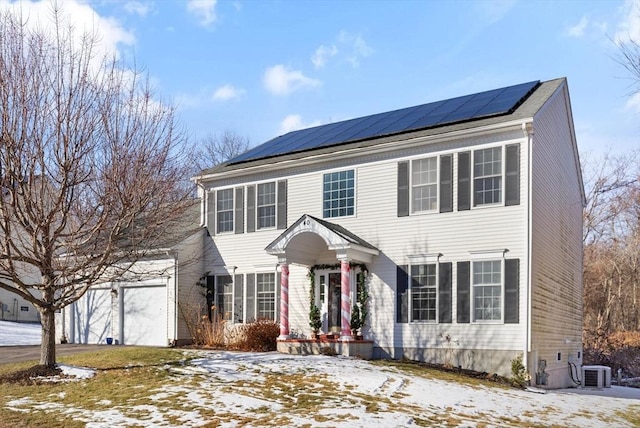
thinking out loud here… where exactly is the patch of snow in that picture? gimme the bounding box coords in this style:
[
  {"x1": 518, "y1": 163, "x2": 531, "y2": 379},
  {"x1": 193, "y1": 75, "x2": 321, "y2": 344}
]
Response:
[
  {"x1": 0, "y1": 320, "x2": 41, "y2": 346},
  {"x1": 4, "y1": 350, "x2": 640, "y2": 427},
  {"x1": 58, "y1": 364, "x2": 96, "y2": 379}
]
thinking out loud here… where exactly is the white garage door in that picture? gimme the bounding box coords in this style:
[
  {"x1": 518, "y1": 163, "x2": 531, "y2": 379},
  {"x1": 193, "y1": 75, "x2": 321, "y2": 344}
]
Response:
[
  {"x1": 122, "y1": 285, "x2": 167, "y2": 346},
  {"x1": 72, "y1": 288, "x2": 112, "y2": 344}
]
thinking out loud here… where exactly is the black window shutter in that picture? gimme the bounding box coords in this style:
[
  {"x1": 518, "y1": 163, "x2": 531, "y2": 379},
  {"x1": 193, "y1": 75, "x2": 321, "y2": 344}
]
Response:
[
  {"x1": 235, "y1": 187, "x2": 244, "y2": 234},
  {"x1": 505, "y1": 144, "x2": 520, "y2": 206},
  {"x1": 245, "y1": 273, "x2": 255, "y2": 322},
  {"x1": 276, "y1": 272, "x2": 281, "y2": 321},
  {"x1": 246, "y1": 185, "x2": 255, "y2": 233},
  {"x1": 396, "y1": 265, "x2": 409, "y2": 323},
  {"x1": 440, "y1": 155, "x2": 453, "y2": 213},
  {"x1": 397, "y1": 161, "x2": 410, "y2": 217},
  {"x1": 457, "y1": 152, "x2": 471, "y2": 211},
  {"x1": 438, "y1": 262, "x2": 452, "y2": 323},
  {"x1": 234, "y1": 274, "x2": 244, "y2": 323},
  {"x1": 456, "y1": 261, "x2": 470, "y2": 323},
  {"x1": 207, "y1": 191, "x2": 216, "y2": 235},
  {"x1": 277, "y1": 180, "x2": 287, "y2": 230},
  {"x1": 206, "y1": 275, "x2": 215, "y2": 321},
  {"x1": 504, "y1": 259, "x2": 520, "y2": 323}
]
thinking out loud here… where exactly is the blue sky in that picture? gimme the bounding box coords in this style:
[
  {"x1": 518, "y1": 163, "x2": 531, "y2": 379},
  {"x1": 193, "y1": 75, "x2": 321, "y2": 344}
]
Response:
[{"x1": 3, "y1": 0, "x2": 640, "y2": 156}]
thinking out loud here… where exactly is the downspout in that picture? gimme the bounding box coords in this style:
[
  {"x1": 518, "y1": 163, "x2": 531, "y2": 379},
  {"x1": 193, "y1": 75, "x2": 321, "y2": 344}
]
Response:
[
  {"x1": 522, "y1": 121, "x2": 534, "y2": 380},
  {"x1": 172, "y1": 250, "x2": 179, "y2": 347}
]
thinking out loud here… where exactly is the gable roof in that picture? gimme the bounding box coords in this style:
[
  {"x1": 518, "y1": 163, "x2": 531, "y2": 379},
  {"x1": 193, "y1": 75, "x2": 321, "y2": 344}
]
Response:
[{"x1": 199, "y1": 78, "x2": 566, "y2": 176}]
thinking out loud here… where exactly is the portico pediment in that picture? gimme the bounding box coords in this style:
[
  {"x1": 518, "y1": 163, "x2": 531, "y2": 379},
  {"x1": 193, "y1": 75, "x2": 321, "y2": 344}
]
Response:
[{"x1": 265, "y1": 214, "x2": 379, "y2": 265}]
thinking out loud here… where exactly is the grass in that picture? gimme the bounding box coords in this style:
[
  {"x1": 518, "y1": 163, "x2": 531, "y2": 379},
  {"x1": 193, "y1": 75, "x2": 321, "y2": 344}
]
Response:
[{"x1": 0, "y1": 347, "x2": 636, "y2": 427}]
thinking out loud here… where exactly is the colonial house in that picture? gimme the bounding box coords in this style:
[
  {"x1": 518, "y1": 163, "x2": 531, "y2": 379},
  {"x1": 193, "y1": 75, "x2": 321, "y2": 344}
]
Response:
[{"x1": 194, "y1": 77, "x2": 584, "y2": 389}]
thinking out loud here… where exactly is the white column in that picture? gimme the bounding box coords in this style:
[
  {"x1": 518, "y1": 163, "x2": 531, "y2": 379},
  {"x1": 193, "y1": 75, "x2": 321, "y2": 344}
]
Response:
[
  {"x1": 278, "y1": 263, "x2": 290, "y2": 339},
  {"x1": 340, "y1": 259, "x2": 353, "y2": 341}
]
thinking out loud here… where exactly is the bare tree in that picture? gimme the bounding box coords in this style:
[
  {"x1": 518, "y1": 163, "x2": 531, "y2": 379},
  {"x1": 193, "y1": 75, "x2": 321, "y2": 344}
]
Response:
[
  {"x1": 0, "y1": 6, "x2": 192, "y2": 367},
  {"x1": 193, "y1": 130, "x2": 250, "y2": 172}
]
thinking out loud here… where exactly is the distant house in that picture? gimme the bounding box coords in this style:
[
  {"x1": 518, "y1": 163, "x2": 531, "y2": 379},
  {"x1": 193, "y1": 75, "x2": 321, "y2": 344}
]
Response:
[{"x1": 193, "y1": 78, "x2": 585, "y2": 389}]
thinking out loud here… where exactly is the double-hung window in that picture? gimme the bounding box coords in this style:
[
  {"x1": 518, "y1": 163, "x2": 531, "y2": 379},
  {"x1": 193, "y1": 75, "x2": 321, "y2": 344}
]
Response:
[
  {"x1": 472, "y1": 260, "x2": 502, "y2": 321},
  {"x1": 256, "y1": 273, "x2": 276, "y2": 320},
  {"x1": 257, "y1": 182, "x2": 276, "y2": 229},
  {"x1": 412, "y1": 157, "x2": 438, "y2": 213},
  {"x1": 323, "y1": 169, "x2": 355, "y2": 218},
  {"x1": 216, "y1": 189, "x2": 234, "y2": 233},
  {"x1": 215, "y1": 274, "x2": 234, "y2": 321},
  {"x1": 410, "y1": 264, "x2": 437, "y2": 321},
  {"x1": 473, "y1": 147, "x2": 502, "y2": 206}
]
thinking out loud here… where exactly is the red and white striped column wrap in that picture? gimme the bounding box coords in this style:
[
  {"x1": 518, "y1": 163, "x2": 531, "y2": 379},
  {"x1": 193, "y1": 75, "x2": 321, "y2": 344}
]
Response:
[
  {"x1": 340, "y1": 259, "x2": 353, "y2": 340},
  {"x1": 279, "y1": 263, "x2": 290, "y2": 339}
]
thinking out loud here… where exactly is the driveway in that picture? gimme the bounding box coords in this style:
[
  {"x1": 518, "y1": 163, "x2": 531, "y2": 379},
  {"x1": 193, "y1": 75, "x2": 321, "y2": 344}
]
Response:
[{"x1": 0, "y1": 344, "x2": 108, "y2": 365}]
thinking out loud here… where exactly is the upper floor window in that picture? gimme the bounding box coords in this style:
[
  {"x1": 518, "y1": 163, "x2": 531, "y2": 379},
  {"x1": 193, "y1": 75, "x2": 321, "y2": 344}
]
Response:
[
  {"x1": 473, "y1": 147, "x2": 502, "y2": 206},
  {"x1": 410, "y1": 264, "x2": 437, "y2": 321},
  {"x1": 472, "y1": 260, "x2": 502, "y2": 321},
  {"x1": 323, "y1": 170, "x2": 355, "y2": 218},
  {"x1": 257, "y1": 182, "x2": 276, "y2": 229},
  {"x1": 216, "y1": 189, "x2": 234, "y2": 233},
  {"x1": 412, "y1": 157, "x2": 438, "y2": 213}
]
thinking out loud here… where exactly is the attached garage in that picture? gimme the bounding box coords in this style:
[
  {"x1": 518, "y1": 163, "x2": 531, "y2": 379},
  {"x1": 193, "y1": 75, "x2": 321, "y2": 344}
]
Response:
[
  {"x1": 121, "y1": 284, "x2": 168, "y2": 346},
  {"x1": 71, "y1": 287, "x2": 113, "y2": 344}
]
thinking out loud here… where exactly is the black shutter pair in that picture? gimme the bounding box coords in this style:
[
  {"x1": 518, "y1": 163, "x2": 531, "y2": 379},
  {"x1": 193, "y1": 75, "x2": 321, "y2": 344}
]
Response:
[
  {"x1": 397, "y1": 155, "x2": 453, "y2": 216},
  {"x1": 246, "y1": 180, "x2": 288, "y2": 233},
  {"x1": 396, "y1": 262, "x2": 452, "y2": 323},
  {"x1": 456, "y1": 259, "x2": 520, "y2": 323}
]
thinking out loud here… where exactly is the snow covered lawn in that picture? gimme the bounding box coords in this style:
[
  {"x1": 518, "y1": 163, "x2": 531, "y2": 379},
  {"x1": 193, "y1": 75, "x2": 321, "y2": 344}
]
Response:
[
  {"x1": 2, "y1": 348, "x2": 639, "y2": 427},
  {"x1": 0, "y1": 320, "x2": 41, "y2": 346}
]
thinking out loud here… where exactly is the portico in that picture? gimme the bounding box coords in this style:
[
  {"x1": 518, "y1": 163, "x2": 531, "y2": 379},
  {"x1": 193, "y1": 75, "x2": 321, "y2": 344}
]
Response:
[{"x1": 265, "y1": 214, "x2": 379, "y2": 344}]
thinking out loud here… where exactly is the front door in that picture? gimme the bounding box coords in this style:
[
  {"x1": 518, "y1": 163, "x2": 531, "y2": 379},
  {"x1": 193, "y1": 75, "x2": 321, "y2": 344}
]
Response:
[{"x1": 327, "y1": 272, "x2": 341, "y2": 333}]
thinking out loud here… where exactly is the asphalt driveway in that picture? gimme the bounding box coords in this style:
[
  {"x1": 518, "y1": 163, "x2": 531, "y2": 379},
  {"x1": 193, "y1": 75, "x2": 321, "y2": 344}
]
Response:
[{"x1": 0, "y1": 344, "x2": 108, "y2": 365}]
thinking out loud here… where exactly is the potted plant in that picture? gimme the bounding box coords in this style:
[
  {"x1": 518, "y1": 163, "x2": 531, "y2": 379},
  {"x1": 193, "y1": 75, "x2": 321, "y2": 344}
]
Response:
[
  {"x1": 309, "y1": 303, "x2": 321, "y2": 339},
  {"x1": 350, "y1": 304, "x2": 362, "y2": 339}
]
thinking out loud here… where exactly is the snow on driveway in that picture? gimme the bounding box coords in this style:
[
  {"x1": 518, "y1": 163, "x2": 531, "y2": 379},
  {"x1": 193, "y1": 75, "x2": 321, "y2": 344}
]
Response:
[{"x1": 0, "y1": 320, "x2": 41, "y2": 346}]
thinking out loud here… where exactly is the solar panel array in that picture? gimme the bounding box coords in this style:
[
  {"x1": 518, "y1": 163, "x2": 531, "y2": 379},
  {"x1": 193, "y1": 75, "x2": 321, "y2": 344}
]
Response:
[{"x1": 228, "y1": 80, "x2": 540, "y2": 165}]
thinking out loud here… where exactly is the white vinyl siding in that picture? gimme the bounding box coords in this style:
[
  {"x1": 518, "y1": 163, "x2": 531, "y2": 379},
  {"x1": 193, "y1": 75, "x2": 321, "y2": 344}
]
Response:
[
  {"x1": 256, "y1": 273, "x2": 276, "y2": 320},
  {"x1": 216, "y1": 189, "x2": 234, "y2": 233},
  {"x1": 323, "y1": 169, "x2": 355, "y2": 218},
  {"x1": 474, "y1": 147, "x2": 502, "y2": 206},
  {"x1": 410, "y1": 264, "x2": 437, "y2": 321},
  {"x1": 257, "y1": 182, "x2": 276, "y2": 229},
  {"x1": 411, "y1": 157, "x2": 438, "y2": 213},
  {"x1": 473, "y1": 260, "x2": 502, "y2": 321}
]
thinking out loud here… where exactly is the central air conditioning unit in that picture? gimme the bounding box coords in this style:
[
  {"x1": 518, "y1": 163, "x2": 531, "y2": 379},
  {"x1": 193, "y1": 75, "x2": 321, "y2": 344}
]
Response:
[{"x1": 582, "y1": 365, "x2": 612, "y2": 388}]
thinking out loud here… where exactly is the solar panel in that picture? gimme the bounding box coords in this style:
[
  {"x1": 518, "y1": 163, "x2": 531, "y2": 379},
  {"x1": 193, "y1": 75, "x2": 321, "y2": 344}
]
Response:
[{"x1": 228, "y1": 80, "x2": 540, "y2": 165}]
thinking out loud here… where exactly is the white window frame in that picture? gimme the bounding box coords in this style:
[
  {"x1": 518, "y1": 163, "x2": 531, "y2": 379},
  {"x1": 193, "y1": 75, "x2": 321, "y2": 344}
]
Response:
[
  {"x1": 215, "y1": 273, "x2": 234, "y2": 321},
  {"x1": 256, "y1": 272, "x2": 276, "y2": 321},
  {"x1": 322, "y1": 169, "x2": 356, "y2": 218},
  {"x1": 257, "y1": 182, "x2": 276, "y2": 229},
  {"x1": 411, "y1": 156, "x2": 439, "y2": 214},
  {"x1": 471, "y1": 259, "x2": 503, "y2": 322},
  {"x1": 472, "y1": 146, "x2": 504, "y2": 207},
  {"x1": 216, "y1": 188, "x2": 234, "y2": 234},
  {"x1": 409, "y1": 263, "x2": 438, "y2": 322}
]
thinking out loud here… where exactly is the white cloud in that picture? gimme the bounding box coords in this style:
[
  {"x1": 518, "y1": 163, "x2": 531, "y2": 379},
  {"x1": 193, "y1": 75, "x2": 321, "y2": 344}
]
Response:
[
  {"x1": 0, "y1": 0, "x2": 135, "y2": 61},
  {"x1": 615, "y1": 0, "x2": 640, "y2": 44},
  {"x1": 338, "y1": 31, "x2": 373, "y2": 67},
  {"x1": 124, "y1": 1, "x2": 152, "y2": 17},
  {"x1": 187, "y1": 0, "x2": 217, "y2": 27},
  {"x1": 567, "y1": 16, "x2": 589, "y2": 38},
  {"x1": 311, "y1": 44, "x2": 338, "y2": 69},
  {"x1": 263, "y1": 65, "x2": 320, "y2": 96},
  {"x1": 625, "y1": 91, "x2": 640, "y2": 114},
  {"x1": 213, "y1": 84, "x2": 245, "y2": 101},
  {"x1": 279, "y1": 114, "x2": 322, "y2": 135}
]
